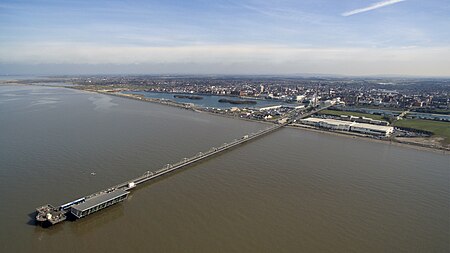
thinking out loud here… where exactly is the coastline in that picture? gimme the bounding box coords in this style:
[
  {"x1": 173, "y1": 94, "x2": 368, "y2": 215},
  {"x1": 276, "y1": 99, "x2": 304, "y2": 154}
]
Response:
[
  {"x1": 71, "y1": 87, "x2": 275, "y2": 126},
  {"x1": 4, "y1": 83, "x2": 447, "y2": 154}
]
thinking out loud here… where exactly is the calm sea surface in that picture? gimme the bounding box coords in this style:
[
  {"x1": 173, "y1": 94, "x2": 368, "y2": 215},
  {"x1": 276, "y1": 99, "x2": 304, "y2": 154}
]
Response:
[
  {"x1": 124, "y1": 90, "x2": 289, "y2": 109},
  {"x1": 0, "y1": 85, "x2": 448, "y2": 252}
]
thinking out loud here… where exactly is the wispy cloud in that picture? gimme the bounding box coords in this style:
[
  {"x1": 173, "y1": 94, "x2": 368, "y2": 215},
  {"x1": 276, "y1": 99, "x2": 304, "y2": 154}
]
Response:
[
  {"x1": 228, "y1": 1, "x2": 329, "y2": 26},
  {"x1": 342, "y1": 0, "x2": 406, "y2": 17}
]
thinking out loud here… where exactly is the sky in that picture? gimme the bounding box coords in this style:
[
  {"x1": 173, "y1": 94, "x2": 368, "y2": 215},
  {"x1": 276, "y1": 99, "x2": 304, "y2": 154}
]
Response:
[{"x1": 0, "y1": 0, "x2": 449, "y2": 76}]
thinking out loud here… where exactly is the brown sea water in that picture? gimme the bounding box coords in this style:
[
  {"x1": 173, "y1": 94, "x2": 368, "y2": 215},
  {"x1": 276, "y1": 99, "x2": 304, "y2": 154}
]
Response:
[{"x1": 0, "y1": 85, "x2": 448, "y2": 252}]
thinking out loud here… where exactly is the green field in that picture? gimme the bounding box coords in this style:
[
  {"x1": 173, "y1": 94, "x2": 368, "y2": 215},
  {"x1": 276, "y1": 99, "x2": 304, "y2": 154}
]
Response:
[
  {"x1": 412, "y1": 108, "x2": 450, "y2": 115},
  {"x1": 318, "y1": 109, "x2": 385, "y2": 121},
  {"x1": 394, "y1": 119, "x2": 450, "y2": 144}
]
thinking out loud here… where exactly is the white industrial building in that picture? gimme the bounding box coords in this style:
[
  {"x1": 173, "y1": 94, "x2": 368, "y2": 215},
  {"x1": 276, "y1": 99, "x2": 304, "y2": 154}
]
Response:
[
  {"x1": 259, "y1": 104, "x2": 305, "y2": 111},
  {"x1": 320, "y1": 114, "x2": 390, "y2": 126},
  {"x1": 300, "y1": 117, "x2": 394, "y2": 137}
]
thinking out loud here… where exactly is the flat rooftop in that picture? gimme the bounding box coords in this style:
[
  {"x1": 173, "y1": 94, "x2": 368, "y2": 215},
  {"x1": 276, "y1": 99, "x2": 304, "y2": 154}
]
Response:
[
  {"x1": 71, "y1": 189, "x2": 129, "y2": 212},
  {"x1": 301, "y1": 117, "x2": 393, "y2": 132}
]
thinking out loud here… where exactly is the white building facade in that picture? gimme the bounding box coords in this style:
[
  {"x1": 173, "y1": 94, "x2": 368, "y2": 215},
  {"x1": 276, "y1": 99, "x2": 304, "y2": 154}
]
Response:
[{"x1": 300, "y1": 117, "x2": 394, "y2": 137}]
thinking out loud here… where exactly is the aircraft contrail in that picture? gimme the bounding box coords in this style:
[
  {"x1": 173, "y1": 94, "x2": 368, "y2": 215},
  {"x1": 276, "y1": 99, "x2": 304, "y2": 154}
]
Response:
[{"x1": 342, "y1": 0, "x2": 406, "y2": 16}]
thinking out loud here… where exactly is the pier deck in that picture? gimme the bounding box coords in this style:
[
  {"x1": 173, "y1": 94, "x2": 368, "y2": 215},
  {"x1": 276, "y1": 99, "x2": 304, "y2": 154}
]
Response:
[{"x1": 70, "y1": 189, "x2": 129, "y2": 218}]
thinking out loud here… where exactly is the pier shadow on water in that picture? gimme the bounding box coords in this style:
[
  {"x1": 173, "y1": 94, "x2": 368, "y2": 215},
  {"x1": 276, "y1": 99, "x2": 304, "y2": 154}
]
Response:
[{"x1": 27, "y1": 212, "x2": 38, "y2": 226}]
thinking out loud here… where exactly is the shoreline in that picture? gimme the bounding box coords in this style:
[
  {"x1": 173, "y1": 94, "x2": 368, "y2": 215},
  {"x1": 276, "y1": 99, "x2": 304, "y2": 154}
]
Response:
[
  {"x1": 72, "y1": 87, "x2": 274, "y2": 126},
  {"x1": 4, "y1": 83, "x2": 448, "y2": 154},
  {"x1": 71, "y1": 87, "x2": 450, "y2": 154}
]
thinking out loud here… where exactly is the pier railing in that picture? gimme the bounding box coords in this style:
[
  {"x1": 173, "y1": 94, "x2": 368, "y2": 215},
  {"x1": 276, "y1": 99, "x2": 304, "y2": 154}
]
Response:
[
  {"x1": 79, "y1": 106, "x2": 323, "y2": 201},
  {"x1": 112, "y1": 123, "x2": 284, "y2": 190}
]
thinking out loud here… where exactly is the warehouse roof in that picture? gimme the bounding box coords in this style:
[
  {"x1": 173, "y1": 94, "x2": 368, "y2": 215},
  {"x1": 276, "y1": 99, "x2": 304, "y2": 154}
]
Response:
[
  {"x1": 301, "y1": 117, "x2": 393, "y2": 132},
  {"x1": 71, "y1": 189, "x2": 129, "y2": 212}
]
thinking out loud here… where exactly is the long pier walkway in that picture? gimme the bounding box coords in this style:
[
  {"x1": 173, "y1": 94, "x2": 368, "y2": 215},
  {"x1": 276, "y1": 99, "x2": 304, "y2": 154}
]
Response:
[
  {"x1": 35, "y1": 106, "x2": 328, "y2": 226},
  {"x1": 117, "y1": 123, "x2": 284, "y2": 191},
  {"x1": 35, "y1": 122, "x2": 286, "y2": 226}
]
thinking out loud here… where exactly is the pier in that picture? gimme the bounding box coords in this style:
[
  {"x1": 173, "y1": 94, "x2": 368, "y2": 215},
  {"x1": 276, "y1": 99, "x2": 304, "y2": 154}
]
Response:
[
  {"x1": 35, "y1": 106, "x2": 327, "y2": 227},
  {"x1": 35, "y1": 122, "x2": 286, "y2": 226}
]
